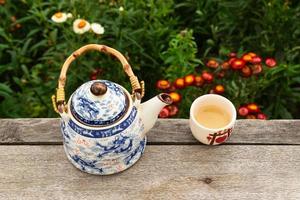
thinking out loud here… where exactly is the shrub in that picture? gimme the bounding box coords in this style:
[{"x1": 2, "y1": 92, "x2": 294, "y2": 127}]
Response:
[{"x1": 0, "y1": 0, "x2": 299, "y2": 118}]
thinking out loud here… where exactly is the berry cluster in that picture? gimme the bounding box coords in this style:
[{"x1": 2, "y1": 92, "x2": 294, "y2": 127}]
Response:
[
  {"x1": 156, "y1": 73, "x2": 225, "y2": 118},
  {"x1": 238, "y1": 103, "x2": 267, "y2": 120},
  {"x1": 207, "y1": 52, "x2": 276, "y2": 78},
  {"x1": 155, "y1": 52, "x2": 277, "y2": 119}
]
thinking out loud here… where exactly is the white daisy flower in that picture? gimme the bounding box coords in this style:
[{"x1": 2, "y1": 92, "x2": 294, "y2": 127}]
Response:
[
  {"x1": 119, "y1": 6, "x2": 124, "y2": 12},
  {"x1": 91, "y1": 23, "x2": 105, "y2": 35},
  {"x1": 67, "y1": 13, "x2": 73, "y2": 18},
  {"x1": 51, "y1": 12, "x2": 68, "y2": 23},
  {"x1": 73, "y1": 19, "x2": 90, "y2": 34}
]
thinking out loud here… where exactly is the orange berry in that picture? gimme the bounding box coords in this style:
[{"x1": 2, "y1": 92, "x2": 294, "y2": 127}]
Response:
[
  {"x1": 174, "y1": 78, "x2": 185, "y2": 89},
  {"x1": 194, "y1": 75, "x2": 204, "y2": 87},
  {"x1": 206, "y1": 59, "x2": 219, "y2": 68},
  {"x1": 248, "y1": 52, "x2": 257, "y2": 57},
  {"x1": 242, "y1": 54, "x2": 252, "y2": 62},
  {"x1": 247, "y1": 103, "x2": 260, "y2": 113},
  {"x1": 169, "y1": 92, "x2": 181, "y2": 103},
  {"x1": 241, "y1": 66, "x2": 252, "y2": 77},
  {"x1": 231, "y1": 59, "x2": 246, "y2": 70},
  {"x1": 184, "y1": 74, "x2": 195, "y2": 86},
  {"x1": 221, "y1": 62, "x2": 230, "y2": 70},
  {"x1": 156, "y1": 80, "x2": 171, "y2": 90},
  {"x1": 214, "y1": 85, "x2": 225, "y2": 94}
]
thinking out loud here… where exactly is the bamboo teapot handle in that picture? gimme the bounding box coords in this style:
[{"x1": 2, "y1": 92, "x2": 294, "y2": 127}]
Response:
[{"x1": 52, "y1": 44, "x2": 144, "y2": 114}]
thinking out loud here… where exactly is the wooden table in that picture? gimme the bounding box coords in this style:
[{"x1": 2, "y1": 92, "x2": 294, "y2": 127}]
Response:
[{"x1": 0, "y1": 119, "x2": 299, "y2": 200}]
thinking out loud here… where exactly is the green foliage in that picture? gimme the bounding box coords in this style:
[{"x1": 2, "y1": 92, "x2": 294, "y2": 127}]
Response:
[
  {"x1": 161, "y1": 29, "x2": 201, "y2": 78},
  {"x1": 258, "y1": 64, "x2": 300, "y2": 118},
  {"x1": 174, "y1": 0, "x2": 300, "y2": 62},
  {"x1": 0, "y1": 0, "x2": 178, "y2": 117},
  {"x1": 0, "y1": 0, "x2": 299, "y2": 119}
]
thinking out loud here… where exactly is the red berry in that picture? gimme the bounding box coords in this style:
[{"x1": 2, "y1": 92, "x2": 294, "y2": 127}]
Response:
[
  {"x1": 231, "y1": 59, "x2": 246, "y2": 70},
  {"x1": 257, "y1": 113, "x2": 267, "y2": 120},
  {"x1": 174, "y1": 78, "x2": 185, "y2": 89},
  {"x1": 221, "y1": 62, "x2": 230, "y2": 70},
  {"x1": 156, "y1": 80, "x2": 171, "y2": 90},
  {"x1": 247, "y1": 103, "x2": 260, "y2": 113},
  {"x1": 169, "y1": 92, "x2": 181, "y2": 103},
  {"x1": 241, "y1": 66, "x2": 252, "y2": 77},
  {"x1": 159, "y1": 107, "x2": 170, "y2": 118},
  {"x1": 252, "y1": 64, "x2": 263, "y2": 74},
  {"x1": 214, "y1": 85, "x2": 225, "y2": 94},
  {"x1": 238, "y1": 106, "x2": 249, "y2": 116},
  {"x1": 206, "y1": 59, "x2": 219, "y2": 68},
  {"x1": 167, "y1": 105, "x2": 179, "y2": 116},
  {"x1": 265, "y1": 58, "x2": 277, "y2": 68},
  {"x1": 228, "y1": 52, "x2": 237, "y2": 58},
  {"x1": 194, "y1": 75, "x2": 204, "y2": 87},
  {"x1": 184, "y1": 74, "x2": 195, "y2": 86},
  {"x1": 251, "y1": 56, "x2": 262, "y2": 64},
  {"x1": 202, "y1": 72, "x2": 214, "y2": 83}
]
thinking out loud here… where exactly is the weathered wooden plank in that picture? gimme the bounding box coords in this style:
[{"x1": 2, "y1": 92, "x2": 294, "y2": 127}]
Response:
[
  {"x1": 0, "y1": 145, "x2": 299, "y2": 200},
  {"x1": 0, "y1": 119, "x2": 299, "y2": 144}
]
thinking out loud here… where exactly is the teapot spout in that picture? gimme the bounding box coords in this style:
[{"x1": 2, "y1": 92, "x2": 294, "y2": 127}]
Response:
[{"x1": 139, "y1": 93, "x2": 172, "y2": 138}]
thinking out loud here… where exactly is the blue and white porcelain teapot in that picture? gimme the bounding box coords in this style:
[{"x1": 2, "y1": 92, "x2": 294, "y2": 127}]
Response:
[{"x1": 52, "y1": 44, "x2": 172, "y2": 175}]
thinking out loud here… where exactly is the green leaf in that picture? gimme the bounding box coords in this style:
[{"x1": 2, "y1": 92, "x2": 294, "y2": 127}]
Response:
[
  {"x1": 0, "y1": 83, "x2": 13, "y2": 98},
  {"x1": 21, "y1": 39, "x2": 32, "y2": 55}
]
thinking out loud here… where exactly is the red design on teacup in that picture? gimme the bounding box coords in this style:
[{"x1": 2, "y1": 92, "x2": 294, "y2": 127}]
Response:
[{"x1": 206, "y1": 128, "x2": 233, "y2": 145}]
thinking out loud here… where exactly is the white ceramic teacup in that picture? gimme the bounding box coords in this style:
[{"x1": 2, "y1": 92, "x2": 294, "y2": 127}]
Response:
[{"x1": 189, "y1": 94, "x2": 237, "y2": 145}]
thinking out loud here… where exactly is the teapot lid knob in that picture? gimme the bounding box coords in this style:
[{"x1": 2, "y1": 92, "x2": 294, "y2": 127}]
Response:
[{"x1": 90, "y1": 82, "x2": 107, "y2": 96}]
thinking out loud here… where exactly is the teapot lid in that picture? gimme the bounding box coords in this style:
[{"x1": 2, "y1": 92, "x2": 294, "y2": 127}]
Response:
[{"x1": 70, "y1": 80, "x2": 129, "y2": 127}]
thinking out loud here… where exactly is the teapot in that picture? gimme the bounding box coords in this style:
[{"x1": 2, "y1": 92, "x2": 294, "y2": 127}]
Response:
[{"x1": 52, "y1": 44, "x2": 172, "y2": 175}]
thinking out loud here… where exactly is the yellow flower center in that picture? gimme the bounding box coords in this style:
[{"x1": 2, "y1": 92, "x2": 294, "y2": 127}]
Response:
[
  {"x1": 54, "y1": 12, "x2": 63, "y2": 18},
  {"x1": 78, "y1": 20, "x2": 86, "y2": 29}
]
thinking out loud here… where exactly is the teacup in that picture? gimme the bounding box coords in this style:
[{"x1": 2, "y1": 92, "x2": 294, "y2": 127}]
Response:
[{"x1": 189, "y1": 94, "x2": 237, "y2": 145}]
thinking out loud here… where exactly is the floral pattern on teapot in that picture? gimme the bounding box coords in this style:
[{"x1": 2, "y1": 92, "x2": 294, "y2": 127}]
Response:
[
  {"x1": 71, "y1": 80, "x2": 128, "y2": 126},
  {"x1": 61, "y1": 106, "x2": 146, "y2": 175}
]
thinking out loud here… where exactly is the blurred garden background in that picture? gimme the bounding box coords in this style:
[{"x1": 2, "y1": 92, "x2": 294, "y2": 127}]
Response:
[{"x1": 0, "y1": 0, "x2": 300, "y2": 119}]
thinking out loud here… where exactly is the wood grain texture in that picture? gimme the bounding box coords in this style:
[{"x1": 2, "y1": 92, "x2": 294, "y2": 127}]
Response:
[
  {"x1": 0, "y1": 145, "x2": 299, "y2": 200},
  {"x1": 0, "y1": 119, "x2": 299, "y2": 144}
]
